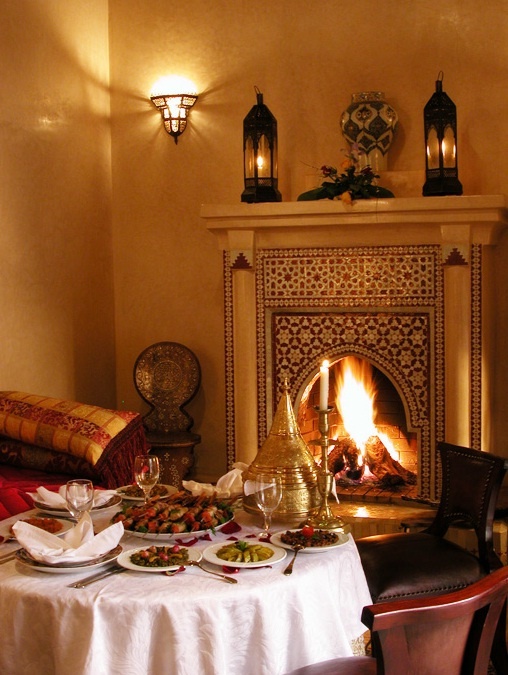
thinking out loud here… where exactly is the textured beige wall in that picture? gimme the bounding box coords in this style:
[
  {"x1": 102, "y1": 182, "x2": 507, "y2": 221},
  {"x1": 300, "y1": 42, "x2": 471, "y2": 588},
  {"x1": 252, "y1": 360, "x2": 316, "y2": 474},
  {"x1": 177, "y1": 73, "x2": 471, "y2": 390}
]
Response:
[
  {"x1": 109, "y1": 1, "x2": 508, "y2": 480},
  {"x1": 0, "y1": 0, "x2": 116, "y2": 406},
  {"x1": 2, "y1": 2, "x2": 508, "y2": 483}
]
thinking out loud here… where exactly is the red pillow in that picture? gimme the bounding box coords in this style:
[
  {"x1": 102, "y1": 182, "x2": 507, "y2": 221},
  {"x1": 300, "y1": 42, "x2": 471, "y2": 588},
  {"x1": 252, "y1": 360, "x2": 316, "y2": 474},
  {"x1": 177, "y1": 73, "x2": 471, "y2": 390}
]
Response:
[{"x1": 0, "y1": 487, "x2": 34, "y2": 519}]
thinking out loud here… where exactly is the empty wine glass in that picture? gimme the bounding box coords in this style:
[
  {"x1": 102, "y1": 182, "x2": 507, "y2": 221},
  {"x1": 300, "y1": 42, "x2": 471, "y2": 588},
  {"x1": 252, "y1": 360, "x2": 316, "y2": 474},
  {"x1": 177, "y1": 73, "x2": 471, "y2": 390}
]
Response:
[
  {"x1": 65, "y1": 479, "x2": 94, "y2": 522},
  {"x1": 134, "y1": 455, "x2": 160, "y2": 504},
  {"x1": 254, "y1": 473, "x2": 282, "y2": 540}
]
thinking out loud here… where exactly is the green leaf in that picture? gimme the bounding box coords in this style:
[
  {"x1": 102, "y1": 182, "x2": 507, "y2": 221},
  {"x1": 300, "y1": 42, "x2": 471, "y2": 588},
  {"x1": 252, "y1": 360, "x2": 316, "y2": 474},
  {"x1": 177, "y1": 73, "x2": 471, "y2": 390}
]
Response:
[{"x1": 297, "y1": 187, "x2": 331, "y2": 201}]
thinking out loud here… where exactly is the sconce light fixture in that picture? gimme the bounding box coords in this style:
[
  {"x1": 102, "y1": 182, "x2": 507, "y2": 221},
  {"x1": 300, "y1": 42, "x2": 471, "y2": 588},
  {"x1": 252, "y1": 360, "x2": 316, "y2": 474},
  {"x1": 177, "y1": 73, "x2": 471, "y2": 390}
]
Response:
[
  {"x1": 241, "y1": 86, "x2": 282, "y2": 203},
  {"x1": 150, "y1": 76, "x2": 198, "y2": 144},
  {"x1": 423, "y1": 72, "x2": 462, "y2": 196}
]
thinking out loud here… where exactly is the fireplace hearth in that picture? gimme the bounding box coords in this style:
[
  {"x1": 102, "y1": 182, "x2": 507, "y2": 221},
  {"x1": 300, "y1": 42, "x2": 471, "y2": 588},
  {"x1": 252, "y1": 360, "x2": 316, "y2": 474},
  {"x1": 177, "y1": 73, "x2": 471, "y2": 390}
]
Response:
[{"x1": 202, "y1": 196, "x2": 508, "y2": 501}]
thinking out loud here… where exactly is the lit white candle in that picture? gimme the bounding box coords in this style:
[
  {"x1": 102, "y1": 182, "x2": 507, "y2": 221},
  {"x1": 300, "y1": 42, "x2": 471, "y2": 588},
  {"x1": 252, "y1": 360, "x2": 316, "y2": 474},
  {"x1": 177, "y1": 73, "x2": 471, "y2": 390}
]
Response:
[{"x1": 319, "y1": 360, "x2": 330, "y2": 410}]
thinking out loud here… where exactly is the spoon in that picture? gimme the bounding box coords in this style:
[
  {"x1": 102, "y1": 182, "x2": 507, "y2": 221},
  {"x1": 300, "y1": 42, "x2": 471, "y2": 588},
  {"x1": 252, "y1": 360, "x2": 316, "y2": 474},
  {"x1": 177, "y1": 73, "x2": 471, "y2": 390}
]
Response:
[
  {"x1": 283, "y1": 545, "x2": 304, "y2": 575},
  {"x1": 170, "y1": 560, "x2": 237, "y2": 584}
]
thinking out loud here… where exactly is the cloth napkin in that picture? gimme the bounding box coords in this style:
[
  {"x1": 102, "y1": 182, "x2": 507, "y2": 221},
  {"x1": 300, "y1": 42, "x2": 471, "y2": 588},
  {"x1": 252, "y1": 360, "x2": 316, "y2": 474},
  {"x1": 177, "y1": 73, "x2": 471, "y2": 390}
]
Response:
[
  {"x1": 30, "y1": 486, "x2": 117, "y2": 509},
  {"x1": 182, "y1": 462, "x2": 248, "y2": 498},
  {"x1": 12, "y1": 513, "x2": 124, "y2": 565}
]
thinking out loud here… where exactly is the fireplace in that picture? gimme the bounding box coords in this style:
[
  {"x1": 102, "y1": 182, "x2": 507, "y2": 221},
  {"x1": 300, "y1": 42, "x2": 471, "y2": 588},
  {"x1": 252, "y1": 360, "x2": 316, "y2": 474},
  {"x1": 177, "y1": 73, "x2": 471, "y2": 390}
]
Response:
[{"x1": 202, "y1": 196, "x2": 508, "y2": 501}]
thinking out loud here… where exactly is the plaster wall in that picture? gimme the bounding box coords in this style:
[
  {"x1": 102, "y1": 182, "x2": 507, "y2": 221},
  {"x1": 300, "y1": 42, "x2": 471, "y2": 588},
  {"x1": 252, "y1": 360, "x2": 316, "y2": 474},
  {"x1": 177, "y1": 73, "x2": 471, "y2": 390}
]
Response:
[{"x1": 0, "y1": 0, "x2": 116, "y2": 406}]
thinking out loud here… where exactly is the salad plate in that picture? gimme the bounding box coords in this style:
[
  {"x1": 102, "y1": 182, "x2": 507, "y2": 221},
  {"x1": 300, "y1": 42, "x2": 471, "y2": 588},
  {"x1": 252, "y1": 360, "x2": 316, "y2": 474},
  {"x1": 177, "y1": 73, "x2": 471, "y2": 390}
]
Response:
[
  {"x1": 270, "y1": 530, "x2": 350, "y2": 553},
  {"x1": 115, "y1": 484, "x2": 177, "y2": 502},
  {"x1": 117, "y1": 546, "x2": 202, "y2": 573},
  {"x1": 122, "y1": 514, "x2": 236, "y2": 541},
  {"x1": 203, "y1": 541, "x2": 286, "y2": 569},
  {"x1": 15, "y1": 544, "x2": 122, "y2": 574},
  {"x1": 33, "y1": 494, "x2": 122, "y2": 517}
]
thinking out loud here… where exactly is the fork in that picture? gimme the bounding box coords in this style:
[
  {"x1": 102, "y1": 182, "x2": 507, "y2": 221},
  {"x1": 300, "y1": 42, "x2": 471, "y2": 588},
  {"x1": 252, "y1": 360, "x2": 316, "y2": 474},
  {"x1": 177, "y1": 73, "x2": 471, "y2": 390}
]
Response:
[
  {"x1": 283, "y1": 544, "x2": 304, "y2": 575},
  {"x1": 175, "y1": 560, "x2": 237, "y2": 584}
]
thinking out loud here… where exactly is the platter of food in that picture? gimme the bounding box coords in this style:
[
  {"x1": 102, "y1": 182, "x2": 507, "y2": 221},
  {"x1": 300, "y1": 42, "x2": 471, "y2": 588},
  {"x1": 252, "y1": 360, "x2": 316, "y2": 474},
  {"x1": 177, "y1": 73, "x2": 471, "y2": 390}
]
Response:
[
  {"x1": 203, "y1": 541, "x2": 286, "y2": 569},
  {"x1": 117, "y1": 545, "x2": 201, "y2": 573},
  {"x1": 0, "y1": 517, "x2": 72, "y2": 541},
  {"x1": 270, "y1": 527, "x2": 349, "y2": 553},
  {"x1": 14, "y1": 545, "x2": 123, "y2": 574},
  {"x1": 111, "y1": 490, "x2": 237, "y2": 540},
  {"x1": 33, "y1": 494, "x2": 122, "y2": 517},
  {"x1": 116, "y1": 484, "x2": 177, "y2": 502}
]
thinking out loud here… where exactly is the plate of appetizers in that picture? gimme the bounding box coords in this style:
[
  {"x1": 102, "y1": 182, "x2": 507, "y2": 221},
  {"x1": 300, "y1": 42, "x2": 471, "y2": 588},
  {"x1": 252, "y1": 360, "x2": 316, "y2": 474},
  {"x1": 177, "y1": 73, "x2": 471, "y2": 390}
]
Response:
[
  {"x1": 115, "y1": 484, "x2": 177, "y2": 502},
  {"x1": 0, "y1": 517, "x2": 73, "y2": 542},
  {"x1": 203, "y1": 541, "x2": 286, "y2": 569},
  {"x1": 270, "y1": 527, "x2": 349, "y2": 552},
  {"x1": 117, "y1": 545, "x2": 201, "y2": 572}
]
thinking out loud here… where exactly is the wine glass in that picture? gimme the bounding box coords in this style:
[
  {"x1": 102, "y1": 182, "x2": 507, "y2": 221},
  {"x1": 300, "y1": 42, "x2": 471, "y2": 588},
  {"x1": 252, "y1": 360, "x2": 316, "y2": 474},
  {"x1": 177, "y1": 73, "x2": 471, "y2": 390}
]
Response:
[
  {"x1": 65, "y1": 479, "x2": 94, "y2": 522},
  {"x1": 254, "y1": 473, "x2": 282, "y2": 539},
  {"x1": 134, "y1": 455, "x2": 160, "y2": 504}
]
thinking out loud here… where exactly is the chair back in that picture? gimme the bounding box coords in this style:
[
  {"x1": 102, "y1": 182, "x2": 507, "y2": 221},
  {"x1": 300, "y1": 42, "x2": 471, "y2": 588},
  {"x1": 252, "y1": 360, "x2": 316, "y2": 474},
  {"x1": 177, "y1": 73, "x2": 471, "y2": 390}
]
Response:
[
  {"x1": 362, "y1": 566, "x2": 508, "y2": 675},
  {"x1": 425, "y1": 442, "x2": 508, "y2": 571}
]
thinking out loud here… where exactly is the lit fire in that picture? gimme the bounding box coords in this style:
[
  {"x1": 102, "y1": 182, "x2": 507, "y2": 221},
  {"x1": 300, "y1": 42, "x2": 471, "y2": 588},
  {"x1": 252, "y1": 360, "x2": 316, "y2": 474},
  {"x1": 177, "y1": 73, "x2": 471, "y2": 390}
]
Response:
[{"x1": 334, "y1": 357, "x2": 398, "y2": 467}]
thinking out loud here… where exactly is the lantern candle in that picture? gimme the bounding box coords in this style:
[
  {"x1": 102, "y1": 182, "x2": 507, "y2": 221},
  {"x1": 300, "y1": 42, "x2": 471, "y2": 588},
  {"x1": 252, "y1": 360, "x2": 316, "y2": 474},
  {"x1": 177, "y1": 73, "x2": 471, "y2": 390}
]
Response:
[{"x1": 319, "y1": 360, "x2": 330, "y2": 411}]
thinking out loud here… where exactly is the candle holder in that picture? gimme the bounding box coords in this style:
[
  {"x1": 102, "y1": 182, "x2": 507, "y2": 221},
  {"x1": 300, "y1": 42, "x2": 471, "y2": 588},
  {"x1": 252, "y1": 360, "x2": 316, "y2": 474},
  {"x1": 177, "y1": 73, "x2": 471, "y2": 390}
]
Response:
[{"x1": 305, "y1": 407, "x2": 350, "y2": 532}]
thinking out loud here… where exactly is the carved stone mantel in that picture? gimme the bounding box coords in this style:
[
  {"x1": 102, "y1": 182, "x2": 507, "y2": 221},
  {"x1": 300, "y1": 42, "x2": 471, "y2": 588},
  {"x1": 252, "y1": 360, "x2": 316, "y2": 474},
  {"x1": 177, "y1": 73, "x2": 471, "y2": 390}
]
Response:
[{"x1": 202, "y1": 195, "x2": 508, "y2": 500}]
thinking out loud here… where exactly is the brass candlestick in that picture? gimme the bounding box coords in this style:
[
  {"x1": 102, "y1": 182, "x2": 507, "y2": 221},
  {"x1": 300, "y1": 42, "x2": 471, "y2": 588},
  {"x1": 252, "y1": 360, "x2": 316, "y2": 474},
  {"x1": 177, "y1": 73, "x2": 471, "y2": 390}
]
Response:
[{"x1": 306, "y1": 406, "x2": 350, "y2": 532}]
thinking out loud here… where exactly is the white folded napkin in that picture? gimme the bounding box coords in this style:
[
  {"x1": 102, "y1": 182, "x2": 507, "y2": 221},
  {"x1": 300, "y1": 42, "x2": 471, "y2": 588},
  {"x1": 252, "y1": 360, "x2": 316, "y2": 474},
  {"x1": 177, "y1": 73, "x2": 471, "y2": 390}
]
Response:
[
  {"x1": 182, "y1": 462, "x2": 248, "y2": 498},
  {"x1": 12, "y1": 513, "x2": 124, "y2": 565},
  {"x1": 30, "y1": 486, "x2": 117, "y2": 509}
]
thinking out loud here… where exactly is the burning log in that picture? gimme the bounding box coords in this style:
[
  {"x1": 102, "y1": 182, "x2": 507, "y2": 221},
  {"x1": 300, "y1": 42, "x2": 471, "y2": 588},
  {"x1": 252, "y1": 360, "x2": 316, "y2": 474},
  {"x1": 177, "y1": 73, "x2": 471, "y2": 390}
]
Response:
[{"x1": 328, "y1": 435, "x2": 416, "y2": 486}]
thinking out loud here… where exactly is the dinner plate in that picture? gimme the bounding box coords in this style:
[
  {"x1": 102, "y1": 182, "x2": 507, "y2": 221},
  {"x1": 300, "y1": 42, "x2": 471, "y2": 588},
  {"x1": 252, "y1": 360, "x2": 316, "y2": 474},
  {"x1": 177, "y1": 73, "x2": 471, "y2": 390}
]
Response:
[
  {"x1": 123, "y1": 514, "x2": 236, "y2": 541},
  {"x1": 0, "y1": 517, "x2": 73, "y2": 541},
  {"x1": 117, "y1": 546, "x2": 202, "y2": 573},
  {"x1": 203, "y1": 541, "x2": 287, "y2": 569},
  {"x1": 14, "y1": 544, "x2": 122, "y2": 574},
  {"x1": 33, "y1": 494, "x2": 122, "y2": 517},
  {"x1": 115, "y1": 484, "x2": 177, "y2": 502},
  {"x1": 270, "y1": 530, "x2": 350, "y2": 553}
]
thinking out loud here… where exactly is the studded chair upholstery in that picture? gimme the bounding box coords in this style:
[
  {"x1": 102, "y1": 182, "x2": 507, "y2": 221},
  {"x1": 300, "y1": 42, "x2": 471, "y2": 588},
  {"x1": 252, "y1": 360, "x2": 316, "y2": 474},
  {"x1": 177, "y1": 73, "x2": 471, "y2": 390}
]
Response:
[
  {"x1": 288, "y1": 565, "x2": 508, "y2": 675},
  {"x1": 355, "y1": 441, "x2": 508, "y2": 674}
]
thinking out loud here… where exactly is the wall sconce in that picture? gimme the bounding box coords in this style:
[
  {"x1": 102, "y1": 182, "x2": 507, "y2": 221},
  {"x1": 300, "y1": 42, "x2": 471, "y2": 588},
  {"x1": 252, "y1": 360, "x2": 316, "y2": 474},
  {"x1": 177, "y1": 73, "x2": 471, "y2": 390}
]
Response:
[
  {"x1": 150, "y1": 76, "x2": 198, "y2": 144},
  {"x1": 241, "y1": 87, "x2": 282, "y2": 203},
  {"x1": 423, "y1": 72, "x2": 462, "y2": 196}
]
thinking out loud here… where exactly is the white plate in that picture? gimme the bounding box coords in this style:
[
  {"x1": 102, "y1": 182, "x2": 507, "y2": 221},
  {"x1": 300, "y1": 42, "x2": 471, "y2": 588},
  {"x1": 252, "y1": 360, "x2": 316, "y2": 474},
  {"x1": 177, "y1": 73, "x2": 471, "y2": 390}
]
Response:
[
  {"x1": 270, "y1": 530, "x2": 350, "y2": 553},
  {"x1": 117, "y1": 546, "x2": 202, "y2": 572},
  {"x1": 0, "y1": 517, "x2": 73, "y2": 541},
  {"x1": 123, "y1": 515, "x2": 236, "y2": 541},
  {"x1": 33, "y1": 494, "x2": 122, "y2": 517},
  {"x1": 203, "y1": 541, "x2": 287, "y2": 569},
  {"x1": 14, "y1": 545, "x2": 122, "y2": 574},
  {"x1": 115, "y1": 484, "x2": 177, "y2": 501}
]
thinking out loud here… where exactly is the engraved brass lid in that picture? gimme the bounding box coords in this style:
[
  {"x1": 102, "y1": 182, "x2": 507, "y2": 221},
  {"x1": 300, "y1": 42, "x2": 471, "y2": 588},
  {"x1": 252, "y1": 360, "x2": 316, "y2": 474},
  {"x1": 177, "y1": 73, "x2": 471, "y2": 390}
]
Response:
[{"x1": 243, "y1": 380, "x2": 318, "y2": 522}]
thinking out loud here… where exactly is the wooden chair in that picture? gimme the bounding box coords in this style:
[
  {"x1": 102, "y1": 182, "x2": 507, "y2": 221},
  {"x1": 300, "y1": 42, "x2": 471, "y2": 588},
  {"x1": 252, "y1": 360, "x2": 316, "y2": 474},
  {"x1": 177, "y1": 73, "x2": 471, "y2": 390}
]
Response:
[
  {"x1": 355, "y1": 442, "x2": 508, "y2": 674},
  {"x1": 288, "y1": 565, "x2": 508, "y2": 675},
  {"x1": 133, "y1": 342, "x2": 201, "y2": 486}
]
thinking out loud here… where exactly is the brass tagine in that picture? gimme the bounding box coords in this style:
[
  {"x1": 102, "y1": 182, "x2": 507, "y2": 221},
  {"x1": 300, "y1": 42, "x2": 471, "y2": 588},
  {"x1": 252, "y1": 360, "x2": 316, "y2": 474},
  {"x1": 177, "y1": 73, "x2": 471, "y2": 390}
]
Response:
[{"x1": 243, "y1": 380, "x2": 319, "y2": 523}]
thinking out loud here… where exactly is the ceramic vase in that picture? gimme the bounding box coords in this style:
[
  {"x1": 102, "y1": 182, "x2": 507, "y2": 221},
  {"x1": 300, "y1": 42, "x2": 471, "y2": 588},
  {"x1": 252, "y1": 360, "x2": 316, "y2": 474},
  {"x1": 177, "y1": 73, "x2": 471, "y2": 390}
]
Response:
[{"x1": 341, "y1": 92, "x2": 398, "y2": 172}]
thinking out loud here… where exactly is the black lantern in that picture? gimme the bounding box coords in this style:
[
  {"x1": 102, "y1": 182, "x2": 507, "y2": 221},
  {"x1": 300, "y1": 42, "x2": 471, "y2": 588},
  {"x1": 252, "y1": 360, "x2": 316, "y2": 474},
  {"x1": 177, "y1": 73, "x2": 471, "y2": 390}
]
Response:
[
  {"x1": 423, "y1": 72, "x2": 462, "y2": 196},
  {"x1": 241, "y1": 87, "x2": 282, "y2": 203}
]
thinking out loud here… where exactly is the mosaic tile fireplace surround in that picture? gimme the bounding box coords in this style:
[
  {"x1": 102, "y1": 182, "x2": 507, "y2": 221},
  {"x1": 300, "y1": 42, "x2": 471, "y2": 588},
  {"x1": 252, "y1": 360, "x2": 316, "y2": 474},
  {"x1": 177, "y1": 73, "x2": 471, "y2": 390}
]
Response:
[{"x1": 202, "y1": 196, "x2": 508, "y2": 502}]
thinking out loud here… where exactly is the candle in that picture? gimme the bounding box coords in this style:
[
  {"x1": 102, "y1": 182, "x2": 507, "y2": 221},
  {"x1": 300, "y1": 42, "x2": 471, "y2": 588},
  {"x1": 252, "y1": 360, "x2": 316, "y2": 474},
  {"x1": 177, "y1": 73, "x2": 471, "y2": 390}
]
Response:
[{"x1": 319, "y1": 360, "x2": 330, "y2": 410}]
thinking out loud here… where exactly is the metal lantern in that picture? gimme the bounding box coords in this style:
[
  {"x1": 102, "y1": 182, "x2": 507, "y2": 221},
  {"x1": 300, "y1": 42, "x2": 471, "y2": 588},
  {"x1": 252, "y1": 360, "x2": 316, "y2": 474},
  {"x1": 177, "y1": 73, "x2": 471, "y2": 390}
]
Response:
[
  {"x1": 423, "y1": 72, "x2": 463, "y2": 196},
  {"x1": 241, "y1": 87, "x2": 282, "y2": 203}
]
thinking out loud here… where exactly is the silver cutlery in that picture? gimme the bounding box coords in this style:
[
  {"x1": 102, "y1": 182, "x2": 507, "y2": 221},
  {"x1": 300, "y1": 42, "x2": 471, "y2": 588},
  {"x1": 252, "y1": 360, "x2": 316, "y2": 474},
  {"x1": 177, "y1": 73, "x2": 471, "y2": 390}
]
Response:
[
  {"x1": 68, "y1": 565, "x2": 127, "y2": 588},
  {"x1": 283, "y1": 545, "x2": 304, "y2": 575},
  {"x1": 0, "y1": 549, "x2": 21, "y2": 565},
  {"x1": 173, "y1": 560, "x2": 237, "y2": 584}
]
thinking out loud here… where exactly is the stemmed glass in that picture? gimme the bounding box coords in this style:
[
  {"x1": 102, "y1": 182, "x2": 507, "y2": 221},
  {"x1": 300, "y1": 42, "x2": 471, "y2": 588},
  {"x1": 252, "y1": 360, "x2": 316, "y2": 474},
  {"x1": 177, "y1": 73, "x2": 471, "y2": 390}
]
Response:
[
  {"x1": 134, "y1": 455, "x2": 160, "y2": 505},
  {"x1": 65, "y1": 479, "x2": 94, "y2": 522},
  {"x1": 254, "y1": 473, "x2": 282, "y2": 540}
]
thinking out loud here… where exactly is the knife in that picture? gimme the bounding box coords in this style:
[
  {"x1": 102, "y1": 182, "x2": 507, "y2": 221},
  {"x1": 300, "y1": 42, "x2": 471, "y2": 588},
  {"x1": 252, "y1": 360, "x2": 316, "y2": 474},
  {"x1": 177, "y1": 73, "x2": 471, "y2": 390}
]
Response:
[{"x1": 68, "y1": 565, "x2": 127, "y2": 588}]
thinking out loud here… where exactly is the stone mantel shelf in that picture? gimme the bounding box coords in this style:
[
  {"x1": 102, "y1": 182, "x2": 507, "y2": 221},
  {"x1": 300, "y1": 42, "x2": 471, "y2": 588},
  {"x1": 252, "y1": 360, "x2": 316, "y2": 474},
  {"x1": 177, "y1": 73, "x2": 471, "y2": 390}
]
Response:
[{"x1": 202, "y1": 194, "x2": 508, "y2": 250}]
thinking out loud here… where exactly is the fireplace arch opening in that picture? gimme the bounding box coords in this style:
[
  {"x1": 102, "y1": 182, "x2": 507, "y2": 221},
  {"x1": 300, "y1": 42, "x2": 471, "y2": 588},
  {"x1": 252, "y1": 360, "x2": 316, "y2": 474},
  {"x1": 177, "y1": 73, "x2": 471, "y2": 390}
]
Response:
[{"x1": 296, "y1": 355, "x2": 418, "y2": 493}]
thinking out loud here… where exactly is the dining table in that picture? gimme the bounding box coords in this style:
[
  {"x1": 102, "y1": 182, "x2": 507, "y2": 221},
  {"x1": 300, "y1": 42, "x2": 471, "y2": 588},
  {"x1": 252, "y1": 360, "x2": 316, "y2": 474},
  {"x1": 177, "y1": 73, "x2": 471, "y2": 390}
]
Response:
[{"x1": 0, "y1": 498, "x2": 372, "y2": 675}]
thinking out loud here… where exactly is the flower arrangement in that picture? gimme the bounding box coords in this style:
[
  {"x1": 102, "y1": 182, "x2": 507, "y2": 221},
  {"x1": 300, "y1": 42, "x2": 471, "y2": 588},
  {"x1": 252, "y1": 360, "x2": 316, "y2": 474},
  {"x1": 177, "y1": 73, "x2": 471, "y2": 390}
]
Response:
[{"x1": 297, "y1": 145, "x2": 394, "y2": 203}]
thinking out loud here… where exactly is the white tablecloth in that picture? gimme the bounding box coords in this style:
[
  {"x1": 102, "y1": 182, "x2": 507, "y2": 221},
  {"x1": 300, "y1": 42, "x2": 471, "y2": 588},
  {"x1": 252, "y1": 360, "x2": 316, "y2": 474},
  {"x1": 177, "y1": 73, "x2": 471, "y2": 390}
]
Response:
[{"x1": 0, "y1": 506, "x2": 372, "y2": 675}]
